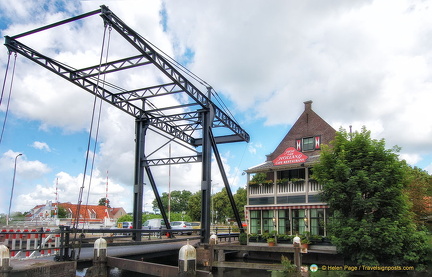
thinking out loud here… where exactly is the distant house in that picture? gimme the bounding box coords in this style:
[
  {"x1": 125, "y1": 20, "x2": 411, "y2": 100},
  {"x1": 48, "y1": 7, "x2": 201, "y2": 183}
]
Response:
[
  {"x1": 245, "y1": 101, "x2": 336, "y2": 237},
  {"x1": 27, "y1": 201, "x2": 127, "y2": 224}
]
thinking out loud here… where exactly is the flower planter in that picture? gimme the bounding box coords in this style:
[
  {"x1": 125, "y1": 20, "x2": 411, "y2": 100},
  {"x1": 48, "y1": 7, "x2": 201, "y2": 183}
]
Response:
[{"x1": 276, "y1": 239, "x2": 291, "y2": 244}]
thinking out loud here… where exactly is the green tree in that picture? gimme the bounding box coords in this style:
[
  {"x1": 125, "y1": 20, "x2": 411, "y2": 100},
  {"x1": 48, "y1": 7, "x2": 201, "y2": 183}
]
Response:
[
  {"x1": 152, "y1": 190, "x2": 192, "y2": 214},
  {"x1": 57, "y1": 206, "x2": 67, "y2": 218},
  {"x1": 213, "y1": 188, "x2": 231, "y2": 223},
  {"x1": 313, "y1": 127, "x2": 429, "y2": 266},
  {"x1": 98, "y1": 197, "x2": 110, "y2": 207},
  {"x1": 117, "y1": 214, "x2": 133, "y2": 223},
  {"x1": 187, "y1": 191, "x2": 201, "y2": 221},
  {"x1": 232, "y1": 187, "x2": 247, "y2": 220}
]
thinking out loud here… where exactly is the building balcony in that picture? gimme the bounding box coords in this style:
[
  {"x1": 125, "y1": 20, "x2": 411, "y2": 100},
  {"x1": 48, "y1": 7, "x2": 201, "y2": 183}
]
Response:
[
  {"x1": 249, "y1": 180, "x2": 322, "y2": 196},
  {"x1": 249, "y1": 183, "x2": 274, "y2": 195}
]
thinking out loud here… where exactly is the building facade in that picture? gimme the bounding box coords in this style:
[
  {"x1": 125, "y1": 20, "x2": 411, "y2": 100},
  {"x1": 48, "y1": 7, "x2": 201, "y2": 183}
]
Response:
[
  {"x1": 27, "y1": 202, "x2": 126, "y2": 226},
  {"x1": 245, "y1": 101, "x2": 336, "y2": 237}
]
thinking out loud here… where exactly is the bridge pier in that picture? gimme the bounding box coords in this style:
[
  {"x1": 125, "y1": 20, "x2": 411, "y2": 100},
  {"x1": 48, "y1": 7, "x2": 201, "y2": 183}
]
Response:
[
  {"x1": 178, "y1": 240, "x2": 196, "y2": 276},
  {"x1": 85, "y1": 238, "x2": 107, "y2": 277},
  {"x1": 0, "y1": 245, "x2": 12, "y2": 277}
]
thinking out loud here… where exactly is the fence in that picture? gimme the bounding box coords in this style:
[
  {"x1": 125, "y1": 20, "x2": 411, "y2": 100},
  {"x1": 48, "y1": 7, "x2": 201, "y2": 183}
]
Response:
[{"x1": 0, "y1": 227, "x2": 61, "y2": 260}]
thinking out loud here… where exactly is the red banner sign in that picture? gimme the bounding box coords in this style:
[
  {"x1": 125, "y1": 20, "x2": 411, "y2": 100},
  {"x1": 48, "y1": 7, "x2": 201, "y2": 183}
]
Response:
[{"x1": 272, "y1": 147, "x2": 308, "y2": 166}]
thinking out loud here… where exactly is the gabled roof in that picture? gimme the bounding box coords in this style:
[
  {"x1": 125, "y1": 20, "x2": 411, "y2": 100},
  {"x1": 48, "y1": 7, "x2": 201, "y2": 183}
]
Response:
[
  {"x1": 246, "y1": 101, "x2": 336, "y2": 172},
  {"x1": 27, "y1": 202, "x2": 125, "y2": 221},
  {"x1": 267, "y1": 100, "x2": 336, "y2": 162},
  {"x1": 59, "y1": 202, "x2": 112, "y2": 220}
]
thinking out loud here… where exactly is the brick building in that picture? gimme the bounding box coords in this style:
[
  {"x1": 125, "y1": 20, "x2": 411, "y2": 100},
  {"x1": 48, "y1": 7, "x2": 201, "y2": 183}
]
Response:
[{"x1": 245, "y1": 101, "x2": 336, "y2": 237}]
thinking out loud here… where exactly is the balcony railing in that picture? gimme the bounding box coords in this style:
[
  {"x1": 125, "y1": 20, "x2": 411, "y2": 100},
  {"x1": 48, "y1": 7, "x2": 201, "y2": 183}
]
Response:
[
  {"x1": 249, "y1": 180, "x2": 323, "y2": 195},
  {"x1": 309, "y1": 180, "x2": 322, "y2": 192},
  {"x1": 249, "y1": 184, "x2": 274, "y2": 195},
  {"x1": 277, "y1": 181, "x2": 305, "y2": 193}
]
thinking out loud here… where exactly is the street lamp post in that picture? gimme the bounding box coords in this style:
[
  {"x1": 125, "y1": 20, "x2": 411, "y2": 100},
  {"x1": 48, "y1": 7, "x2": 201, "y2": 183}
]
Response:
[{"x1": 7, "y1": 153, "x2": 22, "y2": 226}]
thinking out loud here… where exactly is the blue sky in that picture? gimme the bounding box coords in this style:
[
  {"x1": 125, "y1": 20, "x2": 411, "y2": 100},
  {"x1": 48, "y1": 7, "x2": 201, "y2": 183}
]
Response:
[{"x1": 1, "y1": 0, "x2": 432, "y2": 214}]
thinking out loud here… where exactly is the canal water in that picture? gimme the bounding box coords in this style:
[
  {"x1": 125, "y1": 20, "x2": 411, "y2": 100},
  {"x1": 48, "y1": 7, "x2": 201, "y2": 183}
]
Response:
[
  {"x1": 76, "y1": 256, "x2": 273, "y2": 277},
  {"x1": 76, "y1": 255, "x2": 430, "y2": 276},
  {"x1": 76, "y1": 263, "x2": 272, "y2": 276}
]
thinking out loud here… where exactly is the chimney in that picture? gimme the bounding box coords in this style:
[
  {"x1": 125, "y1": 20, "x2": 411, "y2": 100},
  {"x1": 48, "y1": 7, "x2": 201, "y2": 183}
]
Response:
[{"x1": 304, "y1": 100, "x2": 313, "y2": 111}]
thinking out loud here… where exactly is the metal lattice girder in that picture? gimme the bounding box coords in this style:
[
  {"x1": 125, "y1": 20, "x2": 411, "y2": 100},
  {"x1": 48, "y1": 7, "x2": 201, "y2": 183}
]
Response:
[
  {"x1": 71, "y1": 55, "x2": 153, "y2": 79},
  {"x1": 144, "y1": 155, "x2": 202, "y2": 166},
  {"x1": 113, "y1": 83, "x2": 184, "y2": 102}
]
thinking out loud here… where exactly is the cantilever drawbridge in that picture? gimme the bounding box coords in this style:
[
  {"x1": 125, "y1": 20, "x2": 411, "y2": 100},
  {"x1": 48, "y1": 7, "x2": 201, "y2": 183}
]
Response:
[{"x1": 3, "y1": 5, "x2": 249, "y2": 244}]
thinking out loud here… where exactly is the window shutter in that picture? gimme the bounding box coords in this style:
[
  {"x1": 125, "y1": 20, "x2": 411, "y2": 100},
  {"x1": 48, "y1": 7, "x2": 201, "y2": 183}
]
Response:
[
  {"x1": 296, "y1": 139, "x2": 302, "y2": 151},
  {"x1": 314, "y1": 136, "x2": 321, "y2": 150}
]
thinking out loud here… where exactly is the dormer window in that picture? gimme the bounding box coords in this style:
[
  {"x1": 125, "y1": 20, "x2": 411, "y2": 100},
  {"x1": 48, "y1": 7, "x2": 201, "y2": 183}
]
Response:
[{"x1": 296, "y1": 136, "x2": 321, "y2": 152}]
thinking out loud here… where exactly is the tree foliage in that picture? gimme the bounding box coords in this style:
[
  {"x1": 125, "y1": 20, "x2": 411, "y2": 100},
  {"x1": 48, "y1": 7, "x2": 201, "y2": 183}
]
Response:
[
  {"x1": 187, "y1": 191, "x2": 202, "y2": 221},
  {"x1": 403, "y1": 166, "x2": 432, "y2": 223},
  {"x1": 313, "y1": 127, "x2": 429, "y2": 266},
  {"x1": 186, "y1": 187, "x2": 247, "y2": 223},
  {"x1": 98, "y1": 197, "x2": 110, "y2": 207},
  {"x1": 57, "y1": 206, "x2": 67, "y2": 218},
  {"x1": 152, "y1": 190, "x2": 192, "y2": 213}
]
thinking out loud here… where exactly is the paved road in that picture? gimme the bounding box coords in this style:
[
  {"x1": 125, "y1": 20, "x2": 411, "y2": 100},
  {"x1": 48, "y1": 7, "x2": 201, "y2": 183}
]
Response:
[{"x1": 75, "y1": 239, "x2": 200, "y2": 261}]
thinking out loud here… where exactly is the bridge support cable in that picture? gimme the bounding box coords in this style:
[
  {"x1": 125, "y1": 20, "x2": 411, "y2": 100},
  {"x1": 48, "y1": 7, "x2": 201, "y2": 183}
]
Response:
[
  {"x1": 76, "y1": 25, "x2": 113, "y2": 260},
  {"x1": 209, "y1": 130, "x2": 245, "y2": 234},
  {"x1": 0, "y1": 52, "x2": 17, "y2": 145},
  {"x1": 73, "y1": 22, "x2": 110, "y2": 234}
]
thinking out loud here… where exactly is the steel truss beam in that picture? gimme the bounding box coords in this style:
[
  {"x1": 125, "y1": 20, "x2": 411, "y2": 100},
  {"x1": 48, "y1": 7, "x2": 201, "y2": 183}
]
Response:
[
  {"x1": 144, "y1": 155, "x2": 202, "y2": 166},
  {"x1": 71, "y1": 55, "x2": 153, "y2": 79}
]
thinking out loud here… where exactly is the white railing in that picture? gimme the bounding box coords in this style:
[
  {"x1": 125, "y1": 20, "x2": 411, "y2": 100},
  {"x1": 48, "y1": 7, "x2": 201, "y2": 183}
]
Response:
[
  {"x1": 308, "y1": 180, "x2": 322, "y2": 192},
  {"x1": 277, "y1": 181, "x2": 305, "y2": 193},
  {"x1": 249, "y1": 184, "x2": 274, "y2": 195}
]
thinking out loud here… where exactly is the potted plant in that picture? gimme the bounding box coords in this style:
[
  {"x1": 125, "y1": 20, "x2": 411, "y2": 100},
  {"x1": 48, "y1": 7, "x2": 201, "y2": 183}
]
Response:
[
  {"x1": 276, "y1": 178, "x2": 288, "y2": 184},
  {"x1": 300, "y1": 237, "x2": 310, "y2": 249},
  {"x1": 267, "y1": 237, "x2": 276, "y2": 246}
]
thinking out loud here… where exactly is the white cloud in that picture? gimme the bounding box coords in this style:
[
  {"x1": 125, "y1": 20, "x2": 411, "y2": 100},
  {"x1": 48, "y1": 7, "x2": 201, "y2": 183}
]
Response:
[
  {"x1": 164, "y1": 0, "x2": 432, "y2": 169},
  {"x1": 31, "y1": 141, "x2": 51, "y2": 152}
]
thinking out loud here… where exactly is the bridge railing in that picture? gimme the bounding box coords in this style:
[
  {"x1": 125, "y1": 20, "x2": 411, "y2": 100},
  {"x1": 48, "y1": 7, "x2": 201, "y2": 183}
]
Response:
[{"x1": 0, "y1": 225, "x2": 240, "y2": 261}]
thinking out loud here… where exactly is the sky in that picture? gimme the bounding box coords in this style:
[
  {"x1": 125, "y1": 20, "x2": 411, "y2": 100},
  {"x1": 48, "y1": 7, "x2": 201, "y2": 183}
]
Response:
[{"x1": 1, "y1": 0, "x2": 431, "y2": 215}]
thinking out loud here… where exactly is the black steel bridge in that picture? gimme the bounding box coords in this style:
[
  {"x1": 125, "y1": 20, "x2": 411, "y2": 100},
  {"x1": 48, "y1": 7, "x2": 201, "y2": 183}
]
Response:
[{"x1": 2, "y1": 4, "x2": 250, "y2": 253}]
